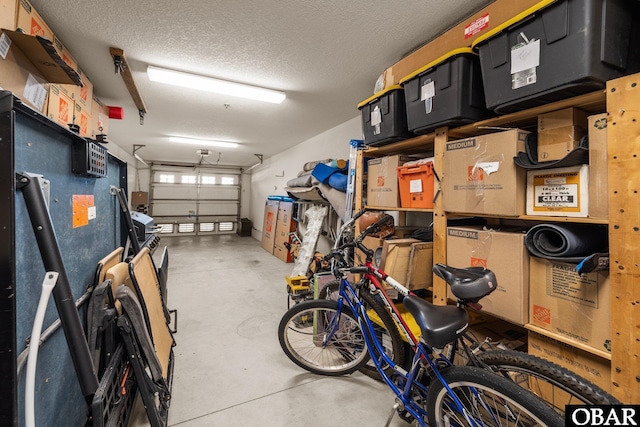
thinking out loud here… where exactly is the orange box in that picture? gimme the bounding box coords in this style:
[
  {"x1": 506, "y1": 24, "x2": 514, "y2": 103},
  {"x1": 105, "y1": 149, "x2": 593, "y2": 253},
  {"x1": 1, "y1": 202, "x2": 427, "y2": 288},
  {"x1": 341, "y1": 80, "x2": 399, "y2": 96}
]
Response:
[
  {"x1": 90, "y1": 96, "x2": 110, "y2": 139},
  {"x1": 397, "y1": 162, "x2": 435, "y2": 209},
  {"x1": 15, "y1": 0, "x2": 54, "y2": 41},
  {"x1": 46, "y1": 83, "x2": 74, "y2": 127},
  {"x1": 74, "y1": 101, "x2": 91, "y2": 137}
]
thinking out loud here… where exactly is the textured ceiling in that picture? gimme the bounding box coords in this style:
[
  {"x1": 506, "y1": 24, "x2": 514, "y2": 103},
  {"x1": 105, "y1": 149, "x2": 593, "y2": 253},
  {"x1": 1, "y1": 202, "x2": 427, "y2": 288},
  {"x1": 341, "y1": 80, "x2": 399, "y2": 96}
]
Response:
[{"x1": 28, "y1": 0, "x2": 492, "y2": 167}]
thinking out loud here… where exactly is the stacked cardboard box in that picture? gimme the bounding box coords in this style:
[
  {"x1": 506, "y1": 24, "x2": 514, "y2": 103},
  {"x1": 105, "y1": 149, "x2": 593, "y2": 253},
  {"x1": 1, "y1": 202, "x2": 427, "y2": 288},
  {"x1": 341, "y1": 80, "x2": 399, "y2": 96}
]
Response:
[
  {"x1": 0, "y1": 0, "x2": 98, "y2": 137},
  {"x1": 442, "y1": 129, "x2": 528, "y2": 216},
  {"x1": 261, "y1": 199, "x2": 279, "y2": 254},
  {"x1": 446, "y1": 226, "x2": 529, "y2": 325},
  {"x1": 367, "y1": 155, "x2": 414, "y2": 208},
  {"x1": 529, "y1": 257, "x2": 611, "y2": 354},
  {"x1": 273, "y1": 201, "x2": 296, "y2": 263}
]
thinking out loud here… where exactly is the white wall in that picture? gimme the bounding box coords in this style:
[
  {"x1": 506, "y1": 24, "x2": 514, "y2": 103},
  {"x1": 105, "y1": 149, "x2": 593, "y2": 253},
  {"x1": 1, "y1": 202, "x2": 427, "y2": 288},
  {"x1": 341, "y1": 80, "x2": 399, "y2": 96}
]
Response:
[
  {"x1": 249, "y1": 115, "x2": 361, "y2": 240},
  {"x1": 105, "y1": 142, "x2": 141, "y2": 203}
]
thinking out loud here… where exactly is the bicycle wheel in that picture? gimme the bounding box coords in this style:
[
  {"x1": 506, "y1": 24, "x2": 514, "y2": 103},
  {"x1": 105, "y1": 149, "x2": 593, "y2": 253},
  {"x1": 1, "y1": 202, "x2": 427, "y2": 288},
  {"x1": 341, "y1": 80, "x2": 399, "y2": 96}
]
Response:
[
  {"x1": 318, "y1": 280, "x2": 405, "y2": 381},
  {"x1": 475, "y1": 349, "x2": 620, "y2": 413},
  {"x1": 426, "y1": 366, "x2": 564, "y2": 427},
  {"x1": 278, "y1": 299, "x2": 370, "y2": 376}
]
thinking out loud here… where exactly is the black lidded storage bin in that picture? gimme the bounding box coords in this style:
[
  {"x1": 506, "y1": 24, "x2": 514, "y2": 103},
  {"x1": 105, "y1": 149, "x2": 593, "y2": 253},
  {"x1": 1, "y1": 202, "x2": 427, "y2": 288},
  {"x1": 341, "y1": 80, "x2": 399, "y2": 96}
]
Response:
[
  {"x1": 358, "y1": 85, "x2": 414, "y2": 147},
  {"x1": 399, "y1": 48, "x2": 494, "y2": 135},
  {"x1": 472, "y1": 0, "x2": 640, "y2": 114}
]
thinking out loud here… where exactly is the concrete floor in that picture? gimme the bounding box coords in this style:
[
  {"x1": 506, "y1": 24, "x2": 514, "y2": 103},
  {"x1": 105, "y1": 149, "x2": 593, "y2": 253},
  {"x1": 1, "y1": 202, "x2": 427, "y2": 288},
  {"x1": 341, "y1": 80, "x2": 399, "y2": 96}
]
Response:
[{"x1": 129, "y1": 234, "x2": 410, "y2": 427}]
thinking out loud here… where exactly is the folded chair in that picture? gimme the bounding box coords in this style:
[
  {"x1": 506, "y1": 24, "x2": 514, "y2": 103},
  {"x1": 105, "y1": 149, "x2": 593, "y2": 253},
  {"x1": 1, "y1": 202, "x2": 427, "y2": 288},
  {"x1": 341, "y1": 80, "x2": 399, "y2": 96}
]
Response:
[
  {"x1": 108, "y1": 247, "x2": 175, "y2": 426},
  {"x1": 87, "y1": 247, "x2": 124, "y2": 376}
]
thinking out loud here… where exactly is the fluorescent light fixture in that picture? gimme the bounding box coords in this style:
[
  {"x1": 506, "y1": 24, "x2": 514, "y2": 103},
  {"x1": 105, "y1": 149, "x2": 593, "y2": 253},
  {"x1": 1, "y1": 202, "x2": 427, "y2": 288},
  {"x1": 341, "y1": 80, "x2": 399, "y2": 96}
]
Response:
[
  {"x1": 148, "y1": 65, "x2": 286, "y2": 104},
  {"x1": 169, "y1": 136, "x2": 238, "y2": 149}
]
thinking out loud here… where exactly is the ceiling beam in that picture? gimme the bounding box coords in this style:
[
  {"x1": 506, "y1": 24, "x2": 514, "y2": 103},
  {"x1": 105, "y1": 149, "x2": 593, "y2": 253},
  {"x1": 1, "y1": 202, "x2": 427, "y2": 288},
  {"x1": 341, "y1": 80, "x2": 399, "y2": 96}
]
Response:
[{"x1": 109, "y1": 47, "x2": 148, "y2": 124}]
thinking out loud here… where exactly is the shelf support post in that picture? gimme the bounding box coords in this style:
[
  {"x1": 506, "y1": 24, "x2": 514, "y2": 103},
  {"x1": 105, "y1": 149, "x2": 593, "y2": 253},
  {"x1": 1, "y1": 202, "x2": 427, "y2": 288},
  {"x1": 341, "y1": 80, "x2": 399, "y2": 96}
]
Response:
[
  {"x1": 432, "y1": 126, "x2": 449, "y2": 306},
  {"x1": 606, "y1": 74, "x2": 640, "y2": 403}
]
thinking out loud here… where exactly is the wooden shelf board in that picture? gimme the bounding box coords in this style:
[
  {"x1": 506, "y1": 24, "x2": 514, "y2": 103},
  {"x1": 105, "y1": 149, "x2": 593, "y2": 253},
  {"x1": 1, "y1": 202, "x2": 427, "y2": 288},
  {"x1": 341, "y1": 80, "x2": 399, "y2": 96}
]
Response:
[
  {"x1": 366, "y1": 205, "x2": 434, "y2": 213},
  {"x1": 525, "y1": 324, "x2": 612, "y2": 361},
  {"x1": 444, "y1": 212, "x2": 608, "y2": 225},
  {"x1": 365, "y1": 134, "x2": 435, "y2": 156}
]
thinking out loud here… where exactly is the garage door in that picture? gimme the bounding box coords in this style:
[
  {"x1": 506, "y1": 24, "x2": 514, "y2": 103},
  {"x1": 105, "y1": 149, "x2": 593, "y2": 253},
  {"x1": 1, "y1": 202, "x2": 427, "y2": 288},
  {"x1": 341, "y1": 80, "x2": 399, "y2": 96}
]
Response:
[{"x1": 149, "y1": 164, "x2": 241, "y2": 236}]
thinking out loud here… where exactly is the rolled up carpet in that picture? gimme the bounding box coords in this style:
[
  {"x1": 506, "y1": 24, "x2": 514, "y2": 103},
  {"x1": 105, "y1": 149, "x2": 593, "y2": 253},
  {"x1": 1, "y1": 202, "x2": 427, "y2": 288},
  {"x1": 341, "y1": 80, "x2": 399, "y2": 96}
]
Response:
[{"x1": 524, "y1": 223, "x2": 608, "y2": 263}]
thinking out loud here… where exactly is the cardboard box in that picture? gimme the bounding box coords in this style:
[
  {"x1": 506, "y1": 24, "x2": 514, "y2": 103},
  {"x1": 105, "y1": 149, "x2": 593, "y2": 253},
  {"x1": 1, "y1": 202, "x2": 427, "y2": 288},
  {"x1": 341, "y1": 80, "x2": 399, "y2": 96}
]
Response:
[
  {"x1": 407, "y1": 242, "x2": 433, "y2": 290},
  {"x1": 74, "y1": 68, "x2": 92, "y2": 109},
  {"x1": 52, "y1": 35, "x2": 78, "y2": 72},
  {"x1": 74, "y1": 100, "x2": 91, "y2": 137},
  {"x1": 91, "y1": 96, "x2": 110, "y2": 140},
  {"x1": 14, "y1": 0, "x2": 54, "y2": 41},
  {"x1": 443, "y1": 129, "x2": 528, "y2": 216},
  {"x1": 446, "y1": 226, "x2": 529, "y2": 324},
  {"x1": 261, "y1": 199, "x2": 279, "y2": 254},
  {"x1": 46, "y1": 84, "x2": 74, "y2": 127},
  {"x1": 273, "y1": 201, "x2": 296, "y2": 261},
  {"x1": 528, "y1": 331, "x2": 612, "y2": 393},
  {"x1": 537, "y1": 108, "x2": 589, "y2": 162},
  {"x1": 367, "y1": 155, "x2": 413, "y2": 207},
  {"x1": 131, "y1": 191, "x2": 149, "y2": 205},
  {"x1": 379, "y1": 238, "x2": 432, "y2": 291},
  {"x1": 588, "y1": 113, "x2": 608, "y2": 219},
  {"x1": 0, "y1": 31, "x2": 48, "y2": 112},
  {"x1": 382, "y1": 0, "x2": 543, "y2": 89},
  {"x1": 526, "y1": 165, "x2": 589, "y2": 217},
  {"x1": 529, "y1": 257, "x2": 611, "y2": 353},
  {"x1": 273, "y1": 244, "x2": 293, "y2": 263}
]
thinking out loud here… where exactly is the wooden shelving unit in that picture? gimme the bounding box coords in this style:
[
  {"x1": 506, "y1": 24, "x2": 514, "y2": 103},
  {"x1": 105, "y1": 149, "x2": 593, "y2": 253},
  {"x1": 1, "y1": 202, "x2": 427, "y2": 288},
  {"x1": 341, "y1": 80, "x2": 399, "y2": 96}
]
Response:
[{"x1": 354, "y1": 78, "x2": 640, "y2": 403}]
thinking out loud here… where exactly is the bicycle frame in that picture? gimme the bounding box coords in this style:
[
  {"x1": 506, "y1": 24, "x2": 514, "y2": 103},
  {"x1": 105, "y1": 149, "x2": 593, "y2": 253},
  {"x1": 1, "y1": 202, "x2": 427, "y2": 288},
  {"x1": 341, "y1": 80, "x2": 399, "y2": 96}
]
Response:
[
  {"x1": 324, "y1": 271, "x2": 491, "y2": 427},
  {"x1": 323, "y1": 211, "x2": 501, "y2": 426}
]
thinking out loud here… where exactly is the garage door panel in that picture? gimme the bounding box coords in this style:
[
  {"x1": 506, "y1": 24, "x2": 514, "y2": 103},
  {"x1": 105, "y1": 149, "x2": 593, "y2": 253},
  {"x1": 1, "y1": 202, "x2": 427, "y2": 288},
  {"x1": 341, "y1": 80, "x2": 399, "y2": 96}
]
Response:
[
  {"x1": 198, "y1": 201, "x2": 238, "y2": 216},
  {"x1": 198, "y1": 186, "x2": 238, "y2": 200},
  {"x1": 153, "y1": 184, "x2": 199, "y2": 199},
  {"x1": 152, "y1": 201, "x2": 197, "y2": 216}
]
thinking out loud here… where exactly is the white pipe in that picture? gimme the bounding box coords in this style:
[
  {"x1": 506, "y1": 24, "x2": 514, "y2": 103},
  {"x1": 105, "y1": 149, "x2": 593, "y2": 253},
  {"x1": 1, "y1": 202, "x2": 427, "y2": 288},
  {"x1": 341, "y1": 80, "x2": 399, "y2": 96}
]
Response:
[{"x1": 25, "y1": 271, "x2": 58, "y2": 427}]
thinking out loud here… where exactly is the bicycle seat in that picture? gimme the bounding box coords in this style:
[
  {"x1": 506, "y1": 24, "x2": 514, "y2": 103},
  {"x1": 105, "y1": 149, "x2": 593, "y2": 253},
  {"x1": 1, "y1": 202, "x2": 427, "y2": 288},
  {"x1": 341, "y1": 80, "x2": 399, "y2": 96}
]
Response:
[
  {"x1": 432, "y1": 264, "x2": 497, "y2": 303},
  {"x1": 403, "y1": 295, "x2": 468, "y2": 348}
]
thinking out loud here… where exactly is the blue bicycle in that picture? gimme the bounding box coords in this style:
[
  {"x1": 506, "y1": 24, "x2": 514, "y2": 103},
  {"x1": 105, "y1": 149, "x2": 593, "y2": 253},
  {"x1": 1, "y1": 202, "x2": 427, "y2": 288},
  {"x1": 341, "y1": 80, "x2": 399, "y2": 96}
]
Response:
[{"x1": 278, "y1": 211, "x2": 563, "y2": 426}]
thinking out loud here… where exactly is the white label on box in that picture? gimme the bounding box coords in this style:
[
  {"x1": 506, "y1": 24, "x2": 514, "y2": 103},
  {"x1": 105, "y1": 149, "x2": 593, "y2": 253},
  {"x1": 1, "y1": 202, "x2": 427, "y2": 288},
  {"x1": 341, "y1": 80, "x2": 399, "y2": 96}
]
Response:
[
  {"x1": 534, "y1": 182, "x2": 579, "y2": 208},
  {"x1": 23, "y1": 74, "x2": 48, "y2": 112},
  {"x1": 547, "y1": 264, "x2": 600, "y2": 308},
  {"x1": 511, "y1": 39, "x2": 540, "y2": 74},
  {"x1": 88, "y1": 206, "x2": 96, "y2": 220},
  {"x1": 409, "y1": 179, "x2": 423, "y2": 193},
  {"x1": 0, "y1": 33, "x2": 11, "y2": 59},
  {"x1": 512, "y1": 68, "x2": 537, "y2": 89},
  {"x1": 371, "y1": 106, "x2": 381, "y2": 126},
  {"x1": 477, "y1": 161, "x2": 500, "y2": 175},
  {"x1": 421, "y1": 81, "x2": 435, "y2": 100}
]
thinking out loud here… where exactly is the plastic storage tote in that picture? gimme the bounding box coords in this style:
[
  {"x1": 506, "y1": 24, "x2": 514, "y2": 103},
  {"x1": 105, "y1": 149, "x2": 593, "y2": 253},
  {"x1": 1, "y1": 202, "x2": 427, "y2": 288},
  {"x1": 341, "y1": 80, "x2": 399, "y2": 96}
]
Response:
[
  {"x1": 397, "y1": 162, "x2": 435, "y2": 209},
  {"x1": 400, "y1": 48, "x2": 494, "y2": 135},
  {"x1": 358, "y1": 85, "x2": 414, "y2": 147},
  {"x1": 472, "y1": 0, "x2": 640, "y2": 114}
]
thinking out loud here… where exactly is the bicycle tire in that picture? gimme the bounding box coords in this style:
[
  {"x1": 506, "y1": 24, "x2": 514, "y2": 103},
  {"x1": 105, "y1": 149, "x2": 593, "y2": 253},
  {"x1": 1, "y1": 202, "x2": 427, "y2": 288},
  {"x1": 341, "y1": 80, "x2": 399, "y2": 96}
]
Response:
[
  {"x1": 278, "y1": 299, "x2": 370, "y2": 376},
  {"x1": 474, "y1": 349, "x2": 620, "y2": 411},
  {"x1": 318, "y1": 280, "x2": 405, "y2": 381},
  {"x1": 426, "y1": 366, "x2": 564, "y2": 427}
]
